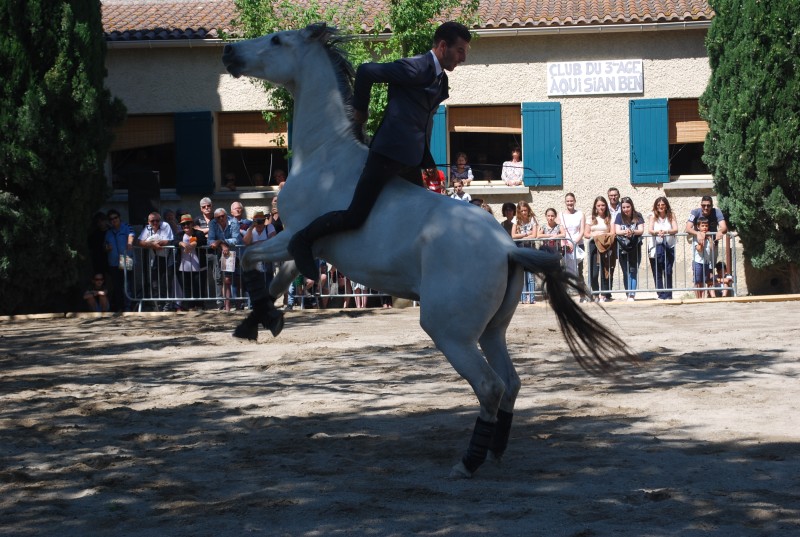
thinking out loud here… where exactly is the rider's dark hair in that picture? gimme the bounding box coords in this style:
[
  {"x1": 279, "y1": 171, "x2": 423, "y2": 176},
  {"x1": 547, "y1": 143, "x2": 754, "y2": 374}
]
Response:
[{"x1": 433, "y1": 21, "x2": 471, "y2": 46}]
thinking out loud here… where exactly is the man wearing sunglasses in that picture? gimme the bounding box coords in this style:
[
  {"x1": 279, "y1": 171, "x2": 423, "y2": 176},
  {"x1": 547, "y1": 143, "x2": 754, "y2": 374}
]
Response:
[
  {"x1": 686, "y1": 196, "x2": 728, "y2": 244},
  {"x1": 195, "y1": 197, "x2": 222, "y2": 308},
  {"x1": 138, "y1": 212, "x2": 176, "y2": 310},
  {"x1": 686, "y1": 195, "x2": 730, "y2": 282}
]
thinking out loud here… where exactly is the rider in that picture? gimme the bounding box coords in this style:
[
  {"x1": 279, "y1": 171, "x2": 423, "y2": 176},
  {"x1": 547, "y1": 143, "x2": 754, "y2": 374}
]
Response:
[{"x1": 288, "y1": 21, "x2": 472, "y2": 281}]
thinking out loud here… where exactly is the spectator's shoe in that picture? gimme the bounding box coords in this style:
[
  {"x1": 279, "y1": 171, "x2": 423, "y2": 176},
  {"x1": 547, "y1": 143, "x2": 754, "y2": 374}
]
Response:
[{"x1": 287, "y1": 233, "x2": 319, "y2": 282}]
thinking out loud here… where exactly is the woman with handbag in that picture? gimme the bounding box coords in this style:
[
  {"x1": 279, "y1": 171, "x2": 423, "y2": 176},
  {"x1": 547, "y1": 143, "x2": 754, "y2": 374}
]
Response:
[
  {"x1": 647, "y1": 196, "x2": 678, "y2": 300},
  {"x1": 584, "y1": 196, "x2": 616, "y2": 302},
  {"x1": 614, "y1": 197, "x2": 645, "y2": 301}
]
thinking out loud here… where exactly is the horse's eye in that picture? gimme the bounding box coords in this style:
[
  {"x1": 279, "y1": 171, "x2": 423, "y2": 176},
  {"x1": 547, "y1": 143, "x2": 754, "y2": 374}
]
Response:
[{"x1": 271, "y1": 35, "x2": 281, "y2": 45}]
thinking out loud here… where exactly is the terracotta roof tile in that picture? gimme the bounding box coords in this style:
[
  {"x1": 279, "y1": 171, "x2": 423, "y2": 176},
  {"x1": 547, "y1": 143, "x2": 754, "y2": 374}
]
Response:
[{"x1": 102, "y1": 0, "x2": 713, "y2": 41}]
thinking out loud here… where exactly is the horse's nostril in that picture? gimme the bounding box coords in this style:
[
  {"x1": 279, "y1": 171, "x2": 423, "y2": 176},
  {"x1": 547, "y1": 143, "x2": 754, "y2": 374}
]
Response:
[{"x1": 223, "y1": 44, "x2": 233, "y2": 54}]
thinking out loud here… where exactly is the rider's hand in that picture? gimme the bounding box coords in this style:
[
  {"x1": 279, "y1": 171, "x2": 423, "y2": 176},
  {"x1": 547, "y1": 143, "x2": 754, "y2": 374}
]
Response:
[{"x1": 353, "y1": 109, "x2": 367, "y2": 125}]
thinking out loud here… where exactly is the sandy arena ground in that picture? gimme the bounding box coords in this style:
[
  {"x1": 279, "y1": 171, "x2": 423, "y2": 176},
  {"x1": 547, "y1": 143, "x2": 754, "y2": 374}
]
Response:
[{"x1": 1, "y1": 300, "x2": 799, "y2": 536}]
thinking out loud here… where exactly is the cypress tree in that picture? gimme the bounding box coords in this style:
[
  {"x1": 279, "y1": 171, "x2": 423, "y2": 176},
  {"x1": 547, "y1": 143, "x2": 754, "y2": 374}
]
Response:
[
  {"x1": 0, "y1": 1, "x2": 125, "y2": 313},
  {"x1": 701, "y1": 0, "x2": 800, "y2": 292}
]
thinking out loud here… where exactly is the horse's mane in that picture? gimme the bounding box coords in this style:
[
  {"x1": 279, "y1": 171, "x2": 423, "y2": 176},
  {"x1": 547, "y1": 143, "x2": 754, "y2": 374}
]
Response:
[{"x1": 305, "y1": 23, "x2": 365, "y2": 144}]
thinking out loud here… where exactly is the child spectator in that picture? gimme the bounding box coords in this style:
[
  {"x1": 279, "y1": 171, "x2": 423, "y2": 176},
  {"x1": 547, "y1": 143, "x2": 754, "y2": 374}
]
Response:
[
  {"x1": 450, "y1": 180, "x2": 471, "y2": 202},
  {"x1": 501, "y1": 202, "x2": 517, "y2": 236},
  {"x1": 539, "y1": 208, "x2": 565, "y2": 254},
  {"x1": 714, "y1": 261, "x2": 734, "y2": 297},
  {"x1": 422, "y1": 167, "x2": 446, "y2": 194},
  {"x1": 692, "y1": 216, "x2": 715, "y2": 298},
  {"x1": 449, "y1": 152, "x2": 474, "y2": 186},
  {"x1": 83, "y1": 274, "x2": 110, "y2": 312}
]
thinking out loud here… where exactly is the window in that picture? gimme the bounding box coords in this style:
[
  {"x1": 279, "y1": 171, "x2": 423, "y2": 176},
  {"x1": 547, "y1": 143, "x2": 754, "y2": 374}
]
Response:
[
  {"x1": 110, "y1": 112, "x2": 216, "y2": 194},
  {"x1": 218, "y1": 112, "x2": 289, "y2": 188},
  {"x1": 629, "y1": 98, "x2": 709, "y2": 184},
  {"x1": 668, "y1": 99, "x2": 710, "y2": 176},
  {"x1": 110, "y1": 114, "x2": 176, "y2": 190},
  {"x1": 431, "y1": 103, "x2": 563, "y2": 186}
]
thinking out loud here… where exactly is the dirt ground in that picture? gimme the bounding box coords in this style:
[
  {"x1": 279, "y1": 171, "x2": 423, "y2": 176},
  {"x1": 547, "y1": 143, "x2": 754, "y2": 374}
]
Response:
[{"x1": 1, "y1": 300, "x2": 799, "y2": 536}]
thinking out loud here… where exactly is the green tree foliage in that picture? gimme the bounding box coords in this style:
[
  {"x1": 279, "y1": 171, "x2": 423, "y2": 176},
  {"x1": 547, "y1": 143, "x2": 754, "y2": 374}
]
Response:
[
  {"x1": 231, "y1": 0, "x2": 478, "y2": 136},
  {"x1": 701, "y1": 0, "x2": 800, "y2": 291},
  {"x1": 0, "y1": 1, "x2": 125, "y2": 314}
]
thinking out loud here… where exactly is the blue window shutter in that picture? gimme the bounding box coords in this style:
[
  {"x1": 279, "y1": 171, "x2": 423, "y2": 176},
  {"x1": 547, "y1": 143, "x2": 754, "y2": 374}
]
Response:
[
  {"x1": 629, "y1": 99, "x2": 669, "y2": 184},
  {"x1": 430, "y1": 105, "x2": 447, "y2": 173},
  {"x1": 174, "y1": 111, "x2": 214, "y2": 194},
  {"x1": 521, "y1": 102, "x2": 563, "y2": 187}
]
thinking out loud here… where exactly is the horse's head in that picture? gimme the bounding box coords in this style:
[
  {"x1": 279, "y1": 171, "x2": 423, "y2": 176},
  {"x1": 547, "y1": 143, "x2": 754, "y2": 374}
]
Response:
[{"x1": 222, "y1": 23, "x2": 337, "y2": 87}]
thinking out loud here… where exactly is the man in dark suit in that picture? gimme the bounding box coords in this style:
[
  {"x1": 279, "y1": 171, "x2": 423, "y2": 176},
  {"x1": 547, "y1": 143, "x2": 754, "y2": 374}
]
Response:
[{"x1": 288, "y1": 21, "x2": 472, "y2": 280}]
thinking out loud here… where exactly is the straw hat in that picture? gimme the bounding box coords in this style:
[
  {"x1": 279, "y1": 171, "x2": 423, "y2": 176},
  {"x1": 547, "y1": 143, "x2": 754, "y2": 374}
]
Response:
[
  {"x1": 179, "y1": 214, "x2": 193, "y2": 225},
  {"x1": 252, "y1": 210, "x2": 267, "y2": 220}
]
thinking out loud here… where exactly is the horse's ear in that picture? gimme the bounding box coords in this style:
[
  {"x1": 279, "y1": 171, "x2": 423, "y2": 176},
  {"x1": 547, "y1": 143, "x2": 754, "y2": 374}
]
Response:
[{"x1": 303, "y1": 22, "x2": 332, "y2": 43}]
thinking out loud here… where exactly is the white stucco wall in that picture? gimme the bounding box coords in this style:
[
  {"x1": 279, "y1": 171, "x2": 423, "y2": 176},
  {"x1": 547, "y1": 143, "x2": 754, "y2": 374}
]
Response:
[{"x1": 106, "y1": 45, "x2": 270, "y2": 113}]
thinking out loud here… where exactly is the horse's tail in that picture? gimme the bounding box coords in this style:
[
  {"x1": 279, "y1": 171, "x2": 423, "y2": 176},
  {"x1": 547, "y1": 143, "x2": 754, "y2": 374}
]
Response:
[{"x1": 509, "y1": 247, "x2": 638, "y2": 375}]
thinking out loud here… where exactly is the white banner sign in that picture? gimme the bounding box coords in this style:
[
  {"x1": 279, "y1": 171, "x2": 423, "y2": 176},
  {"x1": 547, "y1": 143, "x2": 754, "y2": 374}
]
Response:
[{"x1": 547, "y1": 59, "x2": 643, "y2": 96}]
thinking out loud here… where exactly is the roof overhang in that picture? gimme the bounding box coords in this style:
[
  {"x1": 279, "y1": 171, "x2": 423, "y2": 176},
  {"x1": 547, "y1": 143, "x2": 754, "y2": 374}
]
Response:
[{"x1": 107, "y1": 20, "x2": 711, "y2": 49}]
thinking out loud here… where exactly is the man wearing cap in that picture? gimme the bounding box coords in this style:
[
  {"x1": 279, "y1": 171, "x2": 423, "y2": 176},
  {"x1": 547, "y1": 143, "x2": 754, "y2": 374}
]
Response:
[
  {"x1": 177, "y1": 213, "x2": 208, "y2": 308},
  {"x1": 234, "y1": 208, "x2": 284, "y2": 340}
]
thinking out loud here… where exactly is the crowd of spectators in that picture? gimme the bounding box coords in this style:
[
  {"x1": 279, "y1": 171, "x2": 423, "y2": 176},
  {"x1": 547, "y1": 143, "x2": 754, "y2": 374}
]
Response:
[
  {"x1": 498, "y1": 191, "x2": 731, "y2": 303},
  {"x1": 85, "y1": 164, "x2": 732, "y2": 312}
]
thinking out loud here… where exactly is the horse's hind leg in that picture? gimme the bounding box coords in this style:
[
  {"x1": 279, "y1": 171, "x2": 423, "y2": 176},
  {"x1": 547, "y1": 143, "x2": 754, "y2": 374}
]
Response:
[
  {"x1": 480, "y1": 263, "x2": 524, "y2": 462},
  {"x1": 420, "y1": 309, "x2": 506, "y2": 479}
]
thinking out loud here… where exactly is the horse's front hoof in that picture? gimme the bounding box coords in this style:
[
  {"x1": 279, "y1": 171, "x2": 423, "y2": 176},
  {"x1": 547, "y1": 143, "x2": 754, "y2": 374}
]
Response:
[
  {"x1": 233, "y1": 319, "x2": 259, "y2": 341},
  {"x1": 263, "y1": 311, "x2": 284, "y2": 337},
  {"x1": 486, "y1": 450, "x2": 502, "y2": 464},
  {"x1": 448, "y1": 461, "x2": 473, "y2": 479}
]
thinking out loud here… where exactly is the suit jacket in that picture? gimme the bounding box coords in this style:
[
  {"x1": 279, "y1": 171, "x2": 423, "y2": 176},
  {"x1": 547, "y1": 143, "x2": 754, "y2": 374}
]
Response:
[{"x1": 353, "y1": 51, "x2": 448, "y2": 168}]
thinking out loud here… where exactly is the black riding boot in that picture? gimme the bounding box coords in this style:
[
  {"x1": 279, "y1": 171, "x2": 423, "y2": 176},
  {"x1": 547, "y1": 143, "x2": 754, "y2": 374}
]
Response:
[
  {"x1": 233, "y1": 269, "x2": 284, "y2": 340},
  {"x1": 288, "y1": 211, "x2": 347, "y2": 282}
]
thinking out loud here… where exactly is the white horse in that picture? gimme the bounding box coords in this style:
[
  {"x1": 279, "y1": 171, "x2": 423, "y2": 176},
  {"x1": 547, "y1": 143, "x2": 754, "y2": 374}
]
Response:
[{"x1": 222, "y1": 23, "x2": 634, "y2": 478}]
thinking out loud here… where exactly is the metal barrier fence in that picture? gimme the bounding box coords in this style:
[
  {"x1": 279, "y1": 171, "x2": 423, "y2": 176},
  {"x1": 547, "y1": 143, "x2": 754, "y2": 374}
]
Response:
[
  {"x1": 120, "y1": 245, "x2": 390, "y2": 312},
  {"x1": 514, "y1": 232, "x2": 737, "y2": 302},
  {"x1": 117, "y1": 234, "x2": 736, "y2": 312}
]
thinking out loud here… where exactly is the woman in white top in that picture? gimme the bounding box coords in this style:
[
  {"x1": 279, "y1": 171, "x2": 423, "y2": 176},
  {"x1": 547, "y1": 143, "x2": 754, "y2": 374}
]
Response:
[
  {"x1": 501, "y1": 147, "x2": 524, "y2": 186},
  {"x1": 512, "y1": 201, "x2": 538, "y2": 304},
  {"x1": 584, "y1": 196, "x2": 615, "y2": 302},
  {"x1": 647, "y1": 196, "x2": 679, "y2": 300},
  {"x1": 561, "y1": 192, "x2": 585, "y2": 281}
]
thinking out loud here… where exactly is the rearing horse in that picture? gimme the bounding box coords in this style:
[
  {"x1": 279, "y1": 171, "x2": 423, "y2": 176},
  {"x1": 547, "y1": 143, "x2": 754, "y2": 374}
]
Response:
[{"x1": 222, "y1": 23, "x2": 634, "y2": 478}]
